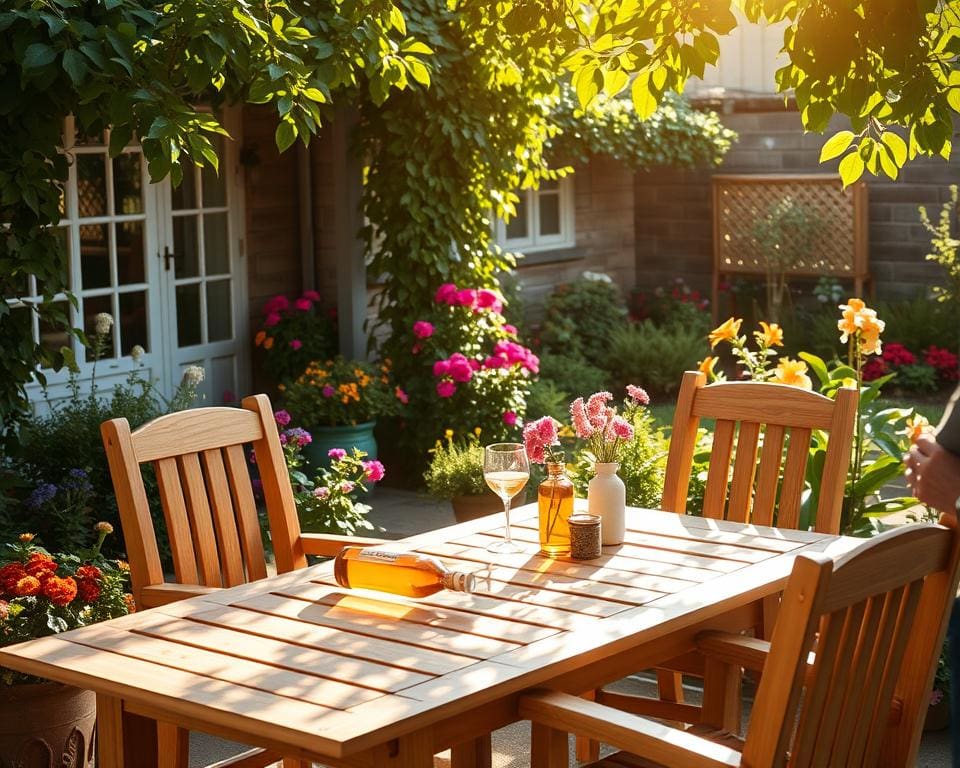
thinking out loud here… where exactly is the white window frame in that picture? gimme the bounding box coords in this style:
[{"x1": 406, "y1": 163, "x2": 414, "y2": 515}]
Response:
[{"x1": 496, "y1": 177, "x2": 575, "y2": 253}]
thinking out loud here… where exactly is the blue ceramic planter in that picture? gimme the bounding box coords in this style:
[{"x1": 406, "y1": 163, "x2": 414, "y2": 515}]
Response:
[{"x1": 301, "y1": 421, "x2": 378, "y2": 470}]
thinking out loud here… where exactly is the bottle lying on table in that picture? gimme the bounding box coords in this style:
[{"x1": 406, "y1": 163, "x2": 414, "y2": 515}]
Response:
[{"x1": 333, "y1": 547, "x2": 476, "y2": 597}]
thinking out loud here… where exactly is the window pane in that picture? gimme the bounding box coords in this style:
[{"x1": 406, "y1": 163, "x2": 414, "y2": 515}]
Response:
[
  {"x1": 176, "y1": 283, "x2": 201, "y2": 347},
  {"x1": 206, "y1": 280, "x2": 232, "y2": 342},
  {"x1": 112, "y1": 153, "x2": 143, "y2": 214},
  {"x1": 116, "y1": 221, "x2": 145, "y2": 285},
  {"x1": 540, "y1": 179, "x2": 559, "y2": 192},
  {"x1": 505, "y1": 194, "x2": 529, "y2": 240},
  {"x1": 201, "y1": 137, "x2": 227, "y2": 207},
  {"x1": 118, "y1": 291, "x2": 148, "y2": 355},
  {"x1": 83, "y1": 294, "x2": 115, "y2": 361},
  {"x1": 39, "y1": 301, "x2": 71, "y2": 363},
  {"x1": 173, "y1": 216, "x2": 199, "y2": 278},
  {"x1": 80, "y1": 223, "x2": 111, "y2": 289},
  {"x1": 203, "y1": 213, "x2": 229, "y2": 275},
  {"x1": 77, "y1": 154, "x2": 107, "y2": 218},
  {"x1": 75, "y1": 126, "x2": 105, "y2": 146},
  {"x1": 538, "y1": 192, "x2": 561, "y2": 236},
  {"x1": 171, "y1": 168, "x2": 197, "y2": 210}
]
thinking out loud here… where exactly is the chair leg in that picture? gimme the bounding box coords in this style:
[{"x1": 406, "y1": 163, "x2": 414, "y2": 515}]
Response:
[
  {"x1": 450, "y1": 733, "x2": 491, "y2": 768},
  {"x1": 280, "y1": 760, "x2": 311, "y2": 768},
  {"x1": 157, "y1": 722, "x2": 189, "y2": 768},
  {"x1": 531, "y1": 722, "x2": 567, "y2": 768},
  {"x1": 656, "y1": 668, "x2": 685, "y2": 703},
  {"x1": 701, "y1": 657, "x2": 742, "y2": 733},
  {"x1": 574, "y1": 690, "x2": 600, "y2": 763}
]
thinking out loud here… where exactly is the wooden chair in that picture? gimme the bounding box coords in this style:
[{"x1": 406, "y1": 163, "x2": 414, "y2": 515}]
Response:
[
  {"x1": 101, "y1": 394, "x2": 386, "y2": 768},
  {"x1": 523, "y1": 514, "x2": 960, "y2": 768},
  {"x1": 578, "y1": 372, "x2": 859, "y2": 760}
]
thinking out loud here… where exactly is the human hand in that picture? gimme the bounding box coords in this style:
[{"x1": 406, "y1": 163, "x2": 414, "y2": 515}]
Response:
[{"x1": 904, "y1": 433, "x2": 960, "y2": 513}]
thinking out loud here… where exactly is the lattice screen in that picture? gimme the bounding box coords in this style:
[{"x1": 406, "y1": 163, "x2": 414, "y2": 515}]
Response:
[{"x1": 712, "y1": 174, "x2": 868, "y2": 284}]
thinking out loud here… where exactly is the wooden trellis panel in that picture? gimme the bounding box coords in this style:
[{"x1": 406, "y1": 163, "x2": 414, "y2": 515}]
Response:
[{"x1": 712, "y1": 174, "x2": 869, "y2": 318}]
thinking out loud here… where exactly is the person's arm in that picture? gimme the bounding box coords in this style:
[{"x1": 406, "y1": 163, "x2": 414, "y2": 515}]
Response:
[
  {"x1": 906, "y1": 385, "x2": 960, "y2": 512},
  {"x1": 935, "y1": 386, "x2": 960, "y2": 456}
]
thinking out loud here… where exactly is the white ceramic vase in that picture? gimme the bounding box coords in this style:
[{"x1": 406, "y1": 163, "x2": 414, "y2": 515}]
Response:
[{"x1": 588, "y1": 462, "x2": 626, "y2": 545}]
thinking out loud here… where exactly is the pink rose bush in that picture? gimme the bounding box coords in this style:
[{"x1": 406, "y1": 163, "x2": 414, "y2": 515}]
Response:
[
  {"x1": 404, "y1": 282, "x2": 535, "y2": 448},
  {"x1": 254, "y1": 291, "x2": 337, "y2": 383}
]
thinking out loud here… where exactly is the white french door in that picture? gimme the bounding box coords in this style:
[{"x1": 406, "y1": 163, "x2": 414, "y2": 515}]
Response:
[{"x1": 24, "y1": 118, "x2": 247, "y2": 410}]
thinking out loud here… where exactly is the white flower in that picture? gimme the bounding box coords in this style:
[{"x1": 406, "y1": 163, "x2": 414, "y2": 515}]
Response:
[
  {"x1": 94, "y1": 312, "x2": 114, "y2": 336},
  {"x1": 182, "y1": 365, "x2": 205, "y2": 386},
  {"x1": 582, "y1": 270, "x2": 613, "y2": 284},
  {"x1": 130, "y1": 345, "x2": 145, "y2": 362}
]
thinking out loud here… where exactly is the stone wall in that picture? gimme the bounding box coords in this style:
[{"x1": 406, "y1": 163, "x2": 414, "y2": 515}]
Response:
[{"x1": 635, "y1": 104, "x2": 959, "y2": 299}]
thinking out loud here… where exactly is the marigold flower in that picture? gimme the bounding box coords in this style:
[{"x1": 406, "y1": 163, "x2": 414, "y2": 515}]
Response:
[
  {"x1": 123, "y1": 593, "x2": 136, "y2": 613},
  {"x1": 94, "y1": 522, "x2": 114, "y2": 535},
  {"x1": 76, "y1": 565, "x2": 103, "y2": 582},
  {"x1": 76, "y1": 578, "x2": 101, "y2": 603},
  {"x1": 0, "y1": 563, "x2": 26, "y2": 594},
  {"x1": 14, "y1": 575, "x2": 41, "y2": 597},
  {"x1": 773, "y1": 358, "x2": 813, "y2": 390},
  {"x1": 25, "y1": 553, "x2": 57, "y2": 579},
  {"x1": 756, "y1": 321, "x2": 784, "y2": 348},
  {"x1": 254, "y1": 330, "x2": 267, "y2": 346},
  {"x1": 41, "y1": 575, "x2": 77, "y2": 606},
  {"x1": 708, "y1": 317, "x2": 743, "y2": 348},
  {"x1": 18, "y1": 533, "x2": 35, "y2": 543}
]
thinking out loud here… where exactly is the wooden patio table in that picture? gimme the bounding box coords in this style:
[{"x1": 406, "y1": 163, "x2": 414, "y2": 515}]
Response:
[{"x1": 0, "y1": 504, "x2": 861, "y2": 768}]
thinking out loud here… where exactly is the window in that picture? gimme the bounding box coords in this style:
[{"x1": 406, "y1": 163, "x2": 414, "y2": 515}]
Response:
[{"x1": 496, "y1": 178, "x2": 575, "y2": 252}]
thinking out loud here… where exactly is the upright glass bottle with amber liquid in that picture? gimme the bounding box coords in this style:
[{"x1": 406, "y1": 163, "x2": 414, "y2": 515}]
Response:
[{"x1": 538, "y1": 462, "x2": 575, "y2": 556}]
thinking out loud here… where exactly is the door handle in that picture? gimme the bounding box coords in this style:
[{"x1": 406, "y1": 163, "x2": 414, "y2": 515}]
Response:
[{"x1": 161, "y1": 246, "x2": 174, "y2": 271}]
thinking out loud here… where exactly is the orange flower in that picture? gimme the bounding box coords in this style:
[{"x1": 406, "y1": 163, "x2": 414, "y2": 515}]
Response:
[
  {"x1": 14, "y1": 575, "x2": 41, "y2": 597},
  {"x1": 837, "y1": 298, "x2": 885, "y2": 355},
  {"x1": 254, "y1": 330, "x2": 267, "y2": 347},
  {"x1": 837, "y1": 298, "x2": 866, "y2": 341},
  {"x1": 263, "y1": 337, "x2": 274, "y2": 350},
  {"x1": 708, "y1": 317, "x2": 743, "y2": 348},
  {"x1": 25, "y1": 553, "x2": 57, "y2": 579},
  {"x1": 76, "y1": 578, "x2": 101, "y2": 604},
  {"x1": 18, "y1": 533, "x2": 35, "y2": 543},
  {"x1": 698, "y1": 356, "x2": 718, "y2": 377},
  {"x1": 76, "y1": 565, "x2": 103, "y2": 582},
  {"x1": 0, "y1": 563, "x2": 26, "y2": 594},
  {"x1": 756, "y1": 321, "x2": 783, "y2": 348},
  {"x1": 123, "y1": 593, "x2": 136, "y2": 613},
  {"x1": 773, "y1": 358, "x2": 812, "y2": 390},
  {"x1": 41, "y1": 575, "x2": 77, "y2": 607},
  {"x1": 905, "y1": 414, "x2": 931, "y2": 443},
  {"x1": 116, "y1": 560, "x2": 130, "y2": 573}
]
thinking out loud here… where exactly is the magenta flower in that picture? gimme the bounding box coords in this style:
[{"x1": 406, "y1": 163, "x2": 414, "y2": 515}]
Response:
[
  {"x1": 327, "y1": 448, "x2": 347, "y2": 461},
  {"x1": 502, "y1": 411, "x2": 518, "y2": 426},
  {"x1": 248, "y1": 450, "x2": 257, "y2": 465},
  {"x1": 502, "y1": 323, "x2": 518, "y2": 336},
  {"x1": 626, "y1": 385, "x2": 650, "y2": 405},
  {"x1": 286, "y1": 427, "x2": 312, "y2": 447},
  {"x1": 289, "y1": 339, "x2": 303, "y2": 350},
  {"x1": 294, "y1": 298, "x2": 312, "y2": 312},
  {"x1": 476, "y1": 289, "x2": 503, "y2": 313},
  {"x1": 436, "y1": 380, "x2": 457, "y2": 398},
  {"x1": 455, "y1": 288, "x2": 477, "y2": 308},
  {"x1": 263, "y1": 312, "x2": 281, "y2": 328},
  {"x1": 522, "y1": 417, "x2": 561, "y2": 464},
  {"x1": 322, "y1": 384, "x2": 336, "y2": 398},
  {"x1": 302, "y1": 290, "x2": 321, "y2": 302},
  {"x1": 435, "y1": 283, "x2": 458, "y2": 305},
  {"x1": 413, "y1": 320, "x2": 434, "y2": 339},
  {"x1": 395, "y1": 386, "x2": 409, "y2": 404},
  {"x1": 362, "y1": 460, "x2": 386, "y2": 482},
  {"x1": 484, "y1": 355, "x2": 505, "y2": 369},
  {"x1": 448, "y1": 354, "x2": 473, "y2": 383},
  {"x1": 611, "y1": 416, "x2": 634, "y2": 441},
  {"x1": 433, "y1": 359, "x2": 451, "y2": 377},
  {"x1": 313, "y1": 487, "x2": 330, "y2": 499},
  {"x1": 262, "y1": 295, "x2": 290, "y2": 314},
  {"x1": 274, "y1": 409, "x2": 292, "y2": 427}
]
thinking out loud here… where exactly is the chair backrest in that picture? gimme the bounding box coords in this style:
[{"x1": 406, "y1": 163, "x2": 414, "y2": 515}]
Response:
[
  {"x1": 662, "y1": 371, "x2": 858, "y2": 534},
  {"x1": 101, "y1": 394, "x2": 309, "y2": 607},
  {"x1": 743, "y1": 515, "x2": 960, "y2": 768}
]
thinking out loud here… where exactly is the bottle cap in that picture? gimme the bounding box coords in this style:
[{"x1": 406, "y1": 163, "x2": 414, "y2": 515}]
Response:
[{"x1": 443, "y1": 571, "x2": 476, "y2": 593}]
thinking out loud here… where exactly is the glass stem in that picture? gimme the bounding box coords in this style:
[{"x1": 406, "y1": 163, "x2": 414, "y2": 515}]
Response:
[{"x1": 503, "y1": 496, "x2": 512, "y2": 544}]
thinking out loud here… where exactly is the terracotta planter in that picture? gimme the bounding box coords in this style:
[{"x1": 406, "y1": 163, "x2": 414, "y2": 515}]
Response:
[
  {"x1": 0, "y1": 681, "x2": 96, "y2": 767},
  {"x1": 451, "y1": 491, "x2": 527, "y2": 523}
]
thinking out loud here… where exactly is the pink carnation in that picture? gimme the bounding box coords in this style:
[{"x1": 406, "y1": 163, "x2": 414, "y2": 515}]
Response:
[
  {"x1": 436, "y1": 380, "x2": 457, "y2": 398},
  {"x1": 327, "y1": 448, "x2": 347, "y2": 461},
  {"x1": 455, "y1": 288, "x2": 477, "y2": 308},
  {"x1": 502, "y1": 411, "x2": 518, "y2": 426},
  {"x1": 435, "y1": 283, "x2": 458, "y2": 304},
  {"x1": 413, "y1": 321, "x2": 434, "y2": 339},
  {"x1": 263, "y1": 312, "x2": 281, "y2": 328},
  {"x1": 523, "y1": 422, "x2": 546, "y2": 464},
  {"x1": 586, "y1": 392, "x2": 613, "y2": 429},
  {"x1": 322, "y1": 384, "x2": 336, "y2": 398},
  {"x1": 289, "y1": 339, "x2": 303, "y2": 350},
  {"x1": 294, "y1": 297, "x2": 312, "y2": 311},
  {"x1": 611, "y1": 416, "x2": 634, "y2": 441},
  {"x1": 537, "y1": 416, "x2": 558, "y2": 445},
  {"x1": 302, "y1": 290, "x2": 321, "y2": 302},
  {"x1": 570, "y1": 397, "x2": 593, "y2": 439},
  {"x1": 626, "y1": 385, "x2": 650, "y2": 405},
  {"x1": 362, "y1": 460, "x2": 386, "y2": 482}
]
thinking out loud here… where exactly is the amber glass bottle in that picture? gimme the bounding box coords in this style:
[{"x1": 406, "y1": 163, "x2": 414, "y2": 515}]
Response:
[
  {"x1": 333, "y1": 547, "x2": 475, "y2": 597},
  {"x1": 538, "y1": 462, "x2": 575, "y2": 557}
]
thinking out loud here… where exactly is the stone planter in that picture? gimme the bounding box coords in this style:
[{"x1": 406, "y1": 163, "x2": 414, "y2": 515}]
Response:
[
  {"x1": 301, "y1": 421, "x2": 378, "y2": 471},
  {"x1": 451, "y1": 490, "x2": 528, "y2": 523},
  {"x1": 0, "y1": 681, "x2": 96, "y2": 767}
]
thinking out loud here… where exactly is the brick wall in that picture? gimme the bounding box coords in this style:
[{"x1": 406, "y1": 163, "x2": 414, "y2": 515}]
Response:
[
  {"x1": 517, "y1": 155, "x2": 636, "y2": 315},
  {"x1": 635, "y1": 106, "x2": 959, "y2": 299}
]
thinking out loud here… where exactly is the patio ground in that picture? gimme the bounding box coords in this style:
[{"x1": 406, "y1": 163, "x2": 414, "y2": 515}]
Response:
[{"x1": 189, "y1": 488, "x2": 953, "y2": 767}]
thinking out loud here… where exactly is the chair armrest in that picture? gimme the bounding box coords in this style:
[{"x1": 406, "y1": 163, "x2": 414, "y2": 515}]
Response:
[
  {"x1": 695, "y1": 631, "x2": 771, "y2": 672},
  {"x1": 140, "y1": 583, "x2": 223, "y2": 608},
  {"x1": 519, "y1": 690, "x2": 741, "y2": 768},
  {"x1": 300, "y1": 533, "x2": 390, "y2": 557}
]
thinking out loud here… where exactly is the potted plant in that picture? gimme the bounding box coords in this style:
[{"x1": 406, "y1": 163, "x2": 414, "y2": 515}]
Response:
[
  {"x1": 280, "y1": 357, "x2": 405, "y2": 469},
  {"x1": 424, "y1": 434, "x2": 505, "y2": 522},
  {"x1": 0, "y1": 524, "x2": 132, "y2": 766},
  {"x1": 254, "y1": 291, "x2": 338, "y2": 384}
]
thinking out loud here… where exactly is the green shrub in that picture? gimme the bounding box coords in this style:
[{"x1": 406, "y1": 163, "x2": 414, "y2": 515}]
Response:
[
  {"x1": 894, "y1": 363, "x2": 938, "y2": 394},
  {"x1": 539, "y1": 276, "x2": 628, "y2": 366},
  {"x1": 537, "y1": 352, "x2": 609, "y2": 400},
  {"x1": 524, "y1": 379, "x2": 570, "y2": 422},
  {"x1": 875, "y1": 296, "x2": 958, "y2": 353},
  {"x1": 423, "y1": 435, "x2": 487, "y2": 499},
  {"x1": 605, "y1": 321, "x2": 704, "y2": 396}
]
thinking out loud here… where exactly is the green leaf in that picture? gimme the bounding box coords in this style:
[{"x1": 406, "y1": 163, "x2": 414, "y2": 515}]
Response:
[
  {"x1": 948, "y1": 87, "x2": 960, "y2": 113},
  {"x1": 389, "y1": 6, "x2": 407, "y2": 35},
  {"x1": 108, "y1": 124, "x2": 133, "y2": 157},
  {"x1": 275, "y1": 120, "x2": 297, "y2": 153},
  {"x1": 879, "y1": 131, "x2": 907, "y2": 166},
  {"x1": 819, "y1": 130, "x2": 854, "y2": 162},
  {"x1": 23, "y1": 43, "x2": 57, "y2": 71},
  {"x1": 62, "y1": 49, "x2": 88, "y2": 85},
  {"x1": 573, "y1": 63, "x2": 600, "y2": 108},
  {"x1": 631, "y1": 72, "x2": 657, "y2": 120},
  {"x1": 401, "y1": 41, "x2": 433, "y2": 55},
  {"x1": 407, "y1": 59, "x2": 430, "y2": 87},
  {"x1": 798, "y1": 352, "x2": 830, "y2": 388},
  {"x1": 838, "y1": 150, "x2": 865, "y2": 187},
  {"x1": 302, "y1": 87, "x2": 327, "y2": 103}
]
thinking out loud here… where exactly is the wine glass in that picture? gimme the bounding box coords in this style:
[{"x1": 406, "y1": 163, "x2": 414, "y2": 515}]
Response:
[{"x1": 483, "y1": 442, "x2": 530, "y2": 554}]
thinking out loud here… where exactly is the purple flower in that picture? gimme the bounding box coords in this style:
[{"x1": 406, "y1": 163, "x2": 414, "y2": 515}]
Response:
[
  {"x1": 289, "y1": 339, "x2": 303, "y2": 350},
  {"x1": 26, "y1": 483, "x2": 58, "y2": 510},
  {"x1": 362, "y1": 460, "x2": 385, "y2": 483},
  {"x1": 328, "y1": 448, "x2": 347, "y2": 461},
  {"x1": 274, "y1": 409, "x2": 292, "y2": 427},
  {"x1": 285, "y1": 427, "x2": 312, "y2": 447},
  {"x1": 322, "y1": 384, "x2": 336, "y2": 398},
  {"x1": 63, "y1": 468, "x2": 93, "y2": 494}
]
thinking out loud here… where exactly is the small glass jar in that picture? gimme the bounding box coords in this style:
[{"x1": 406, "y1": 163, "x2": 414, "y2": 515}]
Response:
[
  {"x1": 568, "y1": 514, "x2": 602, "y2": 560},
  {"x1": 538, "y1": 462, "x2": 575, "y2": 557}
]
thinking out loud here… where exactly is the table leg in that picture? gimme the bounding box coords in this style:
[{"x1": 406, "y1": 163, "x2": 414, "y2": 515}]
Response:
[
  {"x1": 531, "y1": 722, "x2": 567, "y2": 768},
  {"x1": 96, "y1": 695, "x2": 159, "y2": 768},
  {"x1": 157, "y1": 722, "x2": 189, "y2": 768},
  {"x1": 372, "y1": 731, "x2": 434, "y2": 767},
  {"x1": 450, "y1": 733, "x2": 492, "y2": 768}
]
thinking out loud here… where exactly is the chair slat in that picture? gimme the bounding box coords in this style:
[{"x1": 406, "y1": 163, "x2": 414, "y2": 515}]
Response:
[
  {"x1": 154, "y1": 457, "x2": 199, "y2": 586},
  {"x1": 202, "y1": 449, "x2": 246, "y2": 588},
  {"x1": 776, "y1": 427, "x2": 810, "y2": 530},
  {"x1": 751, "y1": 425, "x2": 785, "y2": 527},
  {"x1": 178, "y1": 453, "x2": 222, "y2": 588},
  {"x1": 726, "y1": 422, "x2": 760, "y2": 523},
  {"x1": 702, "y1": 420, "x2": 736, "y2": 519},
  {"x1": 224, "y1": 444, "x2": 267, "y2": 582}
]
